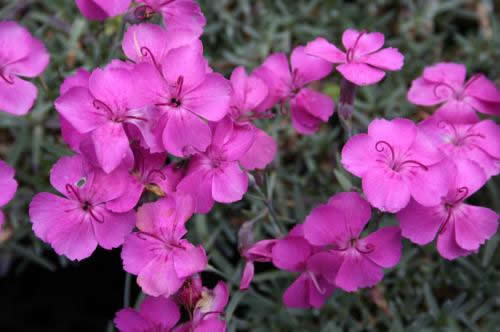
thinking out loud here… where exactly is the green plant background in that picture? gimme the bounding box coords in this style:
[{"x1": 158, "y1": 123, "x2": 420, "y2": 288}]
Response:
[{"x1": 0, "y1": 0, "x2": 499, "y2": 331}]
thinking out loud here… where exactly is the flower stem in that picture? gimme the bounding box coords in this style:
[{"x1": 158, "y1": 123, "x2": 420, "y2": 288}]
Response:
[{"x1": 338, "y1": 78, "x2": 357, "y2": 138}]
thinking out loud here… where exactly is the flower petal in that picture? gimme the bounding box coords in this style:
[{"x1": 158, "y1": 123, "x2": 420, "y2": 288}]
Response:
[
  {"x1": 396, "y1": 199, "x2": 443, "y2": 245},
  {"x1": 163, "y1": 109, "x2": 212, "y2": 157},
  {"x1": 362, "y1": 168, "x2": 411, "y2": 213},
  {"x1": 272, "y1": 236, "x2": 311, "y2": 272},
  {"x1": 305, "y1": 37, "x2": 346, "y2": 63},
  {"x1": 361, "y1": 226, "x2": 402, "y2": 268},
  {"x1": 335, "y1": 253, "x2": 383, "y2": 292},
  {"x1": 363, "y1": 47, "x2": 404, "y2": 71},
  {"x1": 454, "y1": 204, "x2": 498, "y2": 251},
  {"x1": 173, "y1": 245, "x2": 207, "y2": 278},
  {"x1": 290, "y1": 46, "x2": 333, "y2": 87},
  {"x1": 337, "y1": 63, "x2": 385, "y2": 86},
  {"x1": 0, "y1": 77, "x2": 37, "y2": 116},
  {"x1": 211, "y1": 162, "x2": 248, "y2": 203}
]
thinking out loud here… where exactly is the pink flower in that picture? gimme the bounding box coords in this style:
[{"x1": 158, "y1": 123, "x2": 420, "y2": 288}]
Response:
[
  {"x1": 0, "y1": 160, "x2": 17, "y2": 229},
  {"x1": 133, "y1": 45, "x2": 231, "y2": 156},
  {"x1": 175, "y1": 281, "x2": 229, "y2": 332},
  {"x1": 58, "y1": 68, "x2": 91, "y2": 153},
  {"x1": 122, "y1": 23, "x2": 200, "y2": 66},
  {"x1": 341, "y1": 118, "x2": 447, "y2": 213},
  {"x1": 397, "y1": 160, "x2": 498, "y2": 260},
  {"x1": 136, "y1": 0, "x2": 206, "y2": 37},
  {"x1": 29, "y1": 155, "x2": 136, "y2": 261},
  {"x1": 408, "y1": 62, "x2": 500, "y2": 123},
  {"x1": 304, "y1": 192, "x2": 402, "y2": 292},
  {"x1": 75, "y1": 0, "x2": 131, "y2": 21},
  {"x1": 121, "y1": 196, "x2": 207, "y2": 297},
  {"x1": 306, "y1": 29, "x2": 404, "y2": 86},
  {"x1": 55, "y1": 62, "x2": 152, "y2": 173},
  {"x1": 0, "y1": 21, "x2": 49, "y2": 116},
  {"x1": 253, "y1": 47, "x2": 334, "y2": 134},
  {"x1": 239, "y1": 239, "x2": 276, "y2": 290},
  {"x1": 176, "y1": 117, "x2": 255, "y2": 213},
  {"x1": 229, "y1": 66, "x2": 277, "y2": 170},
  {"x1": 114, "y1": 296, "x2": 180, "y2": 332},
  {"x1": 272, "y1": 225, "x2": 336, "y2": 308},
  {"x1": 419, "y1": 116, "x2": 500, "y2": 178},
  {"x1": 106, "y1": 145, "x2": 168, "y2": 213}
]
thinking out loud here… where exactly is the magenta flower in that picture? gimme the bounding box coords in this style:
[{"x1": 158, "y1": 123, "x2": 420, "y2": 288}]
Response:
[
  {"x1": 305, "y1": 29, "x2": 404, "y2": 86},
  {"x1": 229, "y1": 66, "x2": 277, "y2": 170},
  {"x1": 0, "y1": 21, "x2": 49, "y2": 116},
  {"x1": 175, "y1": 281, "x2": 229, "y2": 332},
  {"x1": 136, "y1": 0, "x2": 206, "y2": 37},
  {"x1": 122, "y1": 23, "x2": 200, "y2": 66},
  {"x1": 408, "y1": 62, "x2": 500, "y2": 123},
  {"x1": 272, "y1": 225, "x2": 336, "y2": 308},
  {"x1": 253, "y1": 46, "x2": 334, "y2": 134},
  {"x1": 304, "y1": 192, "x2": 402, "y2": 292},
  {"x1": 397, "y1": 160, "x2": 498, "y2": 260},
  {"x1": 58, "y1": 68, "x2": 92, "y2": 153},
  {"x1": 341, "y1": 118, "x2": 447, "y2": 213},
  {"x1": 239, "y1": 239, "x2": 276, "y2": 290},
  {"x1": 0, "y1": 160, "x2": 17, "y2": 228},
  {"x1": 75, "y1": 0, "x2": 131, "y2": 21},
  {"x1": 176, "y1": 117, "x2": 255, "y2": 213},
  {"x1": 121, "y1": 196, "x2": 207, "y2": 297},
  {"x1": 55, "y1": 63, "x2": 152, "y2": 173},
  {"x1": 133, "y1": 45, "x2": 231, "y2": 156},
  {"x1": 106, "y1": 145, "x2": 168, "y2": 213},
  {"x1": 29, "y1": 155, "x2": 135, "y2": 261},
  {"x1": 419, "y1": 116, "x2": 500, "y2": 178},
  {"x1": 114, "y1": 296, "x2": 180, "y2": 332}
]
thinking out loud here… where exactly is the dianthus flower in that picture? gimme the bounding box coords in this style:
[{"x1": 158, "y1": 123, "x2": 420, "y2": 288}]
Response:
[
  {"x1": 341, "y1": 118, "x2": 447, "y2": 212},
  {"x1": 229, "y1": 66, "x2": 277, "y2": 170},
  {"x1": 239, "y1": 239, "x2": 276, "y2": 290},
  {"x1": 55, "y1": 62, "x2": 152, "y2": 173},
  {"x1": 272, "y1": 225, "x2": 336, "y2": 308},
  {"x1": 135, "y1": 0, "x2": 206, "y2": 37},
  {"x1": 408, "y1": 62, "x2": 500, "y2": 123},
  {"x1": 418, "y1": 116, "x2": 499, "y2": 178},
  {"x1": 114, "y1": 296, "x2": 180, "y2": 332},
  {"x1": 121, "y1": 196, "x2": 207, "y2": 297},
  {"x1": 305, "y1": 29, "x2": 404, "y2": 86},
  {"x1": 175, "y1": 281, "x2": 229, "y2": 332},
  {"x1": 397, "y1": 160, "x2": 498, "y2": 260},
  {"x1": 303, "y1": 192, "x2": 402, "y2": 292},
  {"x1": 29, "y1": 155, "x2": 136, "y2": 260},
  {"x1": 122, "y1": 23, "x2": 200, "y2": 67},
  {"x1": 0, "y1": 21, "x2": 49, "y2": 115},
  {"x1": 176, "y1": 117, "x2": 255, "y2": 213},
  {"x1": 75, "y1": 0, "x2": 131, "y2": 21},
  {"x1": 253, "y1": 46, "x2": 334, "y2": 134},
  {"x1": 0, "y1": 160, "x2": 17, "y2": 229},
  {"x1": 133, "y1": 45, "x2": 231, "y2": 156}
]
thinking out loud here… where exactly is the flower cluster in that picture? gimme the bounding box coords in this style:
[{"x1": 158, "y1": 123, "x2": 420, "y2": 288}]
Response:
[{"x1": 7, "y1": 0, "x2": 494, "y2": 328}]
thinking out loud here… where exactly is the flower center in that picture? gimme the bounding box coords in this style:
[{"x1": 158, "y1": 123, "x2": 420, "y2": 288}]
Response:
[
  {"x1": 64, "y1": 184, "x2": 104, "y2": 223},
  {"x1": 328, "y1": 237, "x2": 375, "y2": 254},
  {"x1": 92, "y1": 99, "x2": 146, "y2": 123},
  {"x1": 438, "y1": 187, "x2": 469, "y2": 234},
  {"x1": 375, "y1": 140, "x2": 428, "y2": 172},
  {"x1": 345, "y1": 31, "x2": 366, "y2": 63},
  {"x1": 0, "y1": 67, "x2": 14, "y2": 85},
  {"x1": 437, "y1": 121, "x2": 484, "y2": 147}
]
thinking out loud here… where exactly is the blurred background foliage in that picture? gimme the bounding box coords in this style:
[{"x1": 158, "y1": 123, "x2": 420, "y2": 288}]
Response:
[{"x1": 0, "y1": 0, "x2": 499, "y2": 331}]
